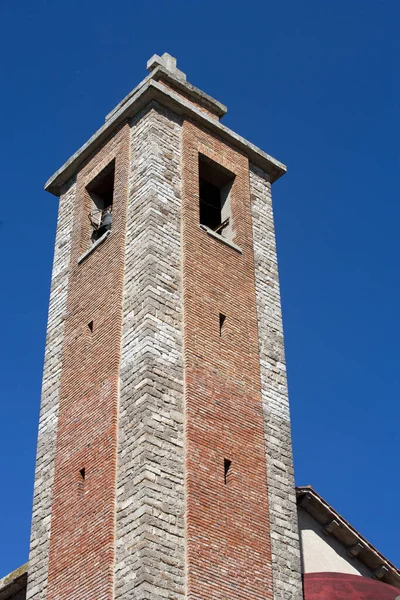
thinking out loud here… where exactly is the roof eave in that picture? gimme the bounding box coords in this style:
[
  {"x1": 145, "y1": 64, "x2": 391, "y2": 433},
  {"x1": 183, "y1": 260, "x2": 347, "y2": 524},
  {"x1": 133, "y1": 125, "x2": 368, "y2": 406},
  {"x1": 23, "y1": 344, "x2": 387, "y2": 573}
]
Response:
[
  {"x1": 45, "y1": 79, "x2": 286, "y2": 197},
  {"x1": 0, "y1": 563, "x2": 28, "y2": 600},
  {"x1": 296, "y1": 486, "x2": 400, "y2": 589},
  {"x1": 105, "y1": 65, "x2": 227, "y2": 122}
]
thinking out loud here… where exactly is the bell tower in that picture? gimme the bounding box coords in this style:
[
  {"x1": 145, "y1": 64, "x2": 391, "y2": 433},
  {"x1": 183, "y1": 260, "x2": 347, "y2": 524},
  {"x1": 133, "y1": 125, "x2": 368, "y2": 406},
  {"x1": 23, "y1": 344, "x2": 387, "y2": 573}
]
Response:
[{"x1": 27, "y1": 53, "x2": 303, "y2": 600}]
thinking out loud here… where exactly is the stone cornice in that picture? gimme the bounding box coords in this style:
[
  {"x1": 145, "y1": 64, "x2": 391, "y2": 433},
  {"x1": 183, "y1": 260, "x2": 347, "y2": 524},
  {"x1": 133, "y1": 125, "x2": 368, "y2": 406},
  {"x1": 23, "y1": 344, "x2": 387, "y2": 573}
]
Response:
[
  {"x1": 105, "y1": 64, "x2": 227, "y2": 122},
  {"x1": 45, "y1": 79, "x2": 286, "y2": 196}
]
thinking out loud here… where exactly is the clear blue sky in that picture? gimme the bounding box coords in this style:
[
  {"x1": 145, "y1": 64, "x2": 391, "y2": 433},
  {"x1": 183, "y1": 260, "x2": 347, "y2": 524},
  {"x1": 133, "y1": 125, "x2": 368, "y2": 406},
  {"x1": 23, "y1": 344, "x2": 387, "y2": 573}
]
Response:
[{"x1": 0, "y1": 0, "x2": 399, "y2": 579}]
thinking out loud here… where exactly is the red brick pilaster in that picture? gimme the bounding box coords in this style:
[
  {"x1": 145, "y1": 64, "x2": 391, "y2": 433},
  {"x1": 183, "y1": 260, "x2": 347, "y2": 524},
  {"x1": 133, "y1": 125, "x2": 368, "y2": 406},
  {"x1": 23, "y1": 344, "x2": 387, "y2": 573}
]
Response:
[
  {"x1": 182, "y1": 119, "x2": 274, "y2": 600},
  {"x1": 46, "y1": 125, "x2": 130, "y2": 600}
]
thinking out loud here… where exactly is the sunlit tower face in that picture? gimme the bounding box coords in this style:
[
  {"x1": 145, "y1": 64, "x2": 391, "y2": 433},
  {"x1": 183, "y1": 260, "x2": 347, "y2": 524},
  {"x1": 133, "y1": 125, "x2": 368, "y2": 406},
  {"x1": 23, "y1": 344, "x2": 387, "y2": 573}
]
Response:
[{"x1": 27, "y1": 53, "x2": 301, "y2": 600}]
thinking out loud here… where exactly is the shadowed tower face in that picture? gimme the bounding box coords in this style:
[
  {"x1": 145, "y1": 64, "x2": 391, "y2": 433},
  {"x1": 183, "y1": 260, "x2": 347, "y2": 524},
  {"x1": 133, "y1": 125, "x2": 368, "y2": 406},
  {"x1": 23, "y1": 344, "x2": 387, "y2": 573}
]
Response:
[{"x1": 27, "y1": 54, "x2": 303, "y2": 600}]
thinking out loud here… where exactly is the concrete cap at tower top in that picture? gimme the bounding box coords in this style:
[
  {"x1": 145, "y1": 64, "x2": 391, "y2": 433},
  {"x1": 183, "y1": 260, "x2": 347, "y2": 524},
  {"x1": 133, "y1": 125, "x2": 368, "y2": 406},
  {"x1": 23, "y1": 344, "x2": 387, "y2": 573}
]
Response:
[
  {"x1": 107, "y1": 51, "x2": 226, "y2": 122},
  {"x1": 147, "y1": 52, "x2": 187, "y2": 82}
]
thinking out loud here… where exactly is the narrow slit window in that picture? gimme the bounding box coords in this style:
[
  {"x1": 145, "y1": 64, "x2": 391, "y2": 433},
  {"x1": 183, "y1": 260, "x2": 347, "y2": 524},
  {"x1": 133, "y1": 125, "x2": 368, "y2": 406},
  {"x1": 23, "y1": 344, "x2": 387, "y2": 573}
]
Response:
[
  {"x1": 87, "y1": 160, "x2": 115, "y2": 243},
  {"x1": 78, "y1": 467, "x2": 86, "y2": 496},
  {"x1": 199, "y1": 154, "x2": 235, "y2": 242},
  {"x1": 224, "y1": 458, "x2": 232, "y2": 485},
  {"x1": 219, "y1": 313, "x2": 226, "y2": 336},
  {"x1": 88, "y1": 321, "x2": 94, "y2": 333}
]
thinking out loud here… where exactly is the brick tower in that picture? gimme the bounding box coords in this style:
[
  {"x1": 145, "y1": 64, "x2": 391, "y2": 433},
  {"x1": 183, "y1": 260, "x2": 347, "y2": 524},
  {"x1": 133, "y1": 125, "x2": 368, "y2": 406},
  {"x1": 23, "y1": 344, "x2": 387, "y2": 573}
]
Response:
[{"x1": 27, "y1": 54, "x2": 303, "y2": 600}]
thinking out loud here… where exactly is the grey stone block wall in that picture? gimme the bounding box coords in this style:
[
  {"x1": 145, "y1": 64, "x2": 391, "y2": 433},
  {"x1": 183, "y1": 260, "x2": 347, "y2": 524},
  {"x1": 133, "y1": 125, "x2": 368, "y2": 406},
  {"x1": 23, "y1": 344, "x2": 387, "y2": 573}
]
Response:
[
  {"x1": 115, "y1": 103, "x2": 185, "y2": 600},
  {"x1": 250, "y1": 166, "x2": 303, "y2": 600},
  {"x1": 26, "y1": 179, "x2": 76, "y2": 600}
]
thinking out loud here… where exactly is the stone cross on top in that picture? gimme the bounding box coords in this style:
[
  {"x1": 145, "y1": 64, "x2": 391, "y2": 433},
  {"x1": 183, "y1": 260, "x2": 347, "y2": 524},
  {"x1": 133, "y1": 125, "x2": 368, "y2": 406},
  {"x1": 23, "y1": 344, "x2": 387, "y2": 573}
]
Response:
[{"x1": 147, "y1": 52, "x2": 187, "y2": 81}]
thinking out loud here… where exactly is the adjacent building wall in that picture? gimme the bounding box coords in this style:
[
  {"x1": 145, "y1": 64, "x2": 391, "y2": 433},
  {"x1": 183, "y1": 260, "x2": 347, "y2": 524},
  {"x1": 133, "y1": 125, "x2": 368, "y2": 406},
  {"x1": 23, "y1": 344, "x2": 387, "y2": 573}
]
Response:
[
  {"x1": 250, "y1": 165, "x2": 303, "y2": 600},
  {"x1": 298, "y1": 510, "x2": 372, "y2": 577}
]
